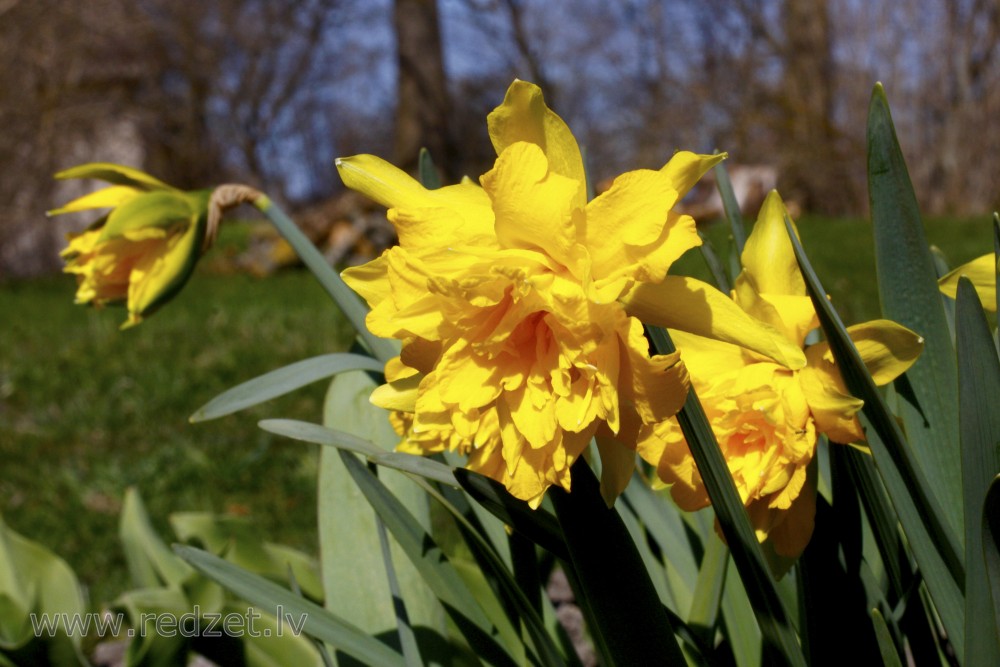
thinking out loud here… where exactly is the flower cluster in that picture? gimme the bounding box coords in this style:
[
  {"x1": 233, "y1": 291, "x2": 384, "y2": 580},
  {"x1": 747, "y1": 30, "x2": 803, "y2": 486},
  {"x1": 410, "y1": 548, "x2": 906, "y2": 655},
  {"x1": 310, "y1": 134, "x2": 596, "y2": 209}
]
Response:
[
  {"x1": 339, "y1": 81, "x2": 799, "y2": 506},
  {"x1": 636, "y1": 192, "x2": 923, "y2": 557}
]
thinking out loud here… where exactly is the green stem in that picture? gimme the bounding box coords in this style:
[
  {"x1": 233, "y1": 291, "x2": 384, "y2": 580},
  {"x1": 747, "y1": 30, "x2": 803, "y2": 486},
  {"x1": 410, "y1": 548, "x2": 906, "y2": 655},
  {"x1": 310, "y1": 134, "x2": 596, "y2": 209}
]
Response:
[{"x1": 254, "y1": 195, "x2": 397, "y2": 363}]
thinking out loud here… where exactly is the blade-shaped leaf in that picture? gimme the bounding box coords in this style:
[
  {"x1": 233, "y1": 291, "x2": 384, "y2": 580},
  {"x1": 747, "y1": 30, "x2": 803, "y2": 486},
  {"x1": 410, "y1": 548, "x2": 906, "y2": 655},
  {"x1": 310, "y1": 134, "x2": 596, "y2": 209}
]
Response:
[
  {"x1": 783, "y1": 214, "x2": 966, "y2": 658},
  {"x1": 255, "y1": 198, "x2": 397, "y2": 363},
  {"x1": 646, "y1": 327, "x2": 806, "y2": 667},
  {"x1": 550, "y1": 459, "x2": 686, "y2": 666},
  {"x1": 957, "y1": 277, "x2": 1000, "y2": 663},
  {"x1": 455, "y1": 469, "x2": 570, "y2": 562},
  {"x1": 414, "y1": 477, "x2": 570, "y2": 666},
  {"x1": 191, "y1": 353, "x2": 384, "y2": 422},
  {"x1": 688, "y1": 536, "x2": 728, "y2": 637},
  {"x1": 871, "y1": 608, "x2": 903, "y2": 667},
  {"x1": 339, "y1": 451, "x2": 521, "y2": 667},
  {"x1": 868, "y1": 83, "x2": 962, "y2": 538},
  {"x1": 714, "y1": 160, "x2": 747, "y2": 255},
  {"x1": 120, "y1": 488, "x2": 192, "y2": 589},
  {"x1": 982, "y1": 476, "x2": 1000, "y2": 644},
  {"x1": 174, "y1": 546, "x2": 406, "y2": 666},
  {"x1": 317, "y1": 371, "x2": 441, "y2": 657},
  {"x1": 418, "y1": 148, "x2": 441, "y2": 190}
]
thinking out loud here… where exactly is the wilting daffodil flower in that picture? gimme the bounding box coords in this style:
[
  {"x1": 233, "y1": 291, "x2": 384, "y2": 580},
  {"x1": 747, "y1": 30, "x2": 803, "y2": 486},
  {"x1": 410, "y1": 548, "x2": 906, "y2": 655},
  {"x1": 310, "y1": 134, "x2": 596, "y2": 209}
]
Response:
[
  {"x1": 339, "y1": 80, "x2": 804, "y2": 507},
  {"x1": 51, "y1": 163, "x2": 211, "y2": 329},
  {"x1": 939, "y1": 253, "x2": 997, "y2": 311},
  {"x1": 637, "y1": 191, "x2": 923, "y2": 559}
]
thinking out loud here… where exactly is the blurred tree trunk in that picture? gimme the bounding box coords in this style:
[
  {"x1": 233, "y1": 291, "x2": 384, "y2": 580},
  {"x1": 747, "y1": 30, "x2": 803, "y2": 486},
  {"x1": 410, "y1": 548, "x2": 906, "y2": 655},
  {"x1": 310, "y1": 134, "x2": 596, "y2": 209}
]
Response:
[
  {"x1": 778, "y1": 0, "x2": 853, "y2": 213},
  {"x1": 393, "y1": 0, "x2": 457, "y2": 179}
]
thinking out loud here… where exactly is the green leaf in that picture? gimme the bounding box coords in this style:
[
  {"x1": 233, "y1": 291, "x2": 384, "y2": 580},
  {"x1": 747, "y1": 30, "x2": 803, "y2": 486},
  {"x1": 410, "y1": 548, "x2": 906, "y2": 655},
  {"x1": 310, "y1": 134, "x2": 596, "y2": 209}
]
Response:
[
  {"x1": 982, "y1": 476, "x2": 1000, "y2": 644},
  {"x1": 719, "y1": 557, "x2": 762, "y2": 667},
  {"x1": 255, "y1": 198, "x2": 397, "y2": 363},
  {"x1": 175, "y1": 546, "x2": 406, "y2": 666},
  {"x1": 646, "y1": 327, "x2": 806, "y2": 667},
  {"x1": 688, "y1": 535, "x2": 727, "y2": 636},
  {"x1": 415, "y1": 477, "x2": 570, "y2": 666},
  {"x1": 369, "y1": 452, "x2": 459, "y2": 487},
  {"x1": 621, "y1": 478, "x2": 698, "y2": 614},
  {"x1": 168, "y1": 513, "x2": 323, "y2": 603},
  {"x1": 783, "y1": 214, "x2": 966, "y2": 658},
  {"x1": 713, "y1": 160, "x2": 747, "y2": 256},
  {"x1": 455, "y1": 469, "x2": 569, "y2": 562},
  {"x1": 317, "y1": 372, "x2": 441, "y2": 656},
  {"x1": 871, "y1": 608, "x2": 904, "y2": 667},
  {"x1": 418, "y1": 148, "x2": 442, "y2": 190},
  {"x1": 0, "y1": 516, "x2": 88, "y2": 665},
  {"x1": 795, "y1": 496, "x2": 880, "y2": 663},
  {"x1": 120, "y1": 488, "x2": 193, "y2": 589},
  {"x1": 867, "y1": 83, "x2": 963, "y2": 539},
  {"x1": 54, "y1": 162, "x2": 176, "y2": 191},
  {"x1": 190, "y1": 353, "x2": 384, "y2": 422},
  {"x1": 549, "y1": 459, "x2": 686, "y2": 666},
  {"x1": 338, "y1": 451, "x2": 521, "y2": 667},
  {"x1": 957, "y1": 277, "x2": 1000, "y2": 663},
  {"x1": 697, "y1": 231, "x2": 732, "y2": 294}
]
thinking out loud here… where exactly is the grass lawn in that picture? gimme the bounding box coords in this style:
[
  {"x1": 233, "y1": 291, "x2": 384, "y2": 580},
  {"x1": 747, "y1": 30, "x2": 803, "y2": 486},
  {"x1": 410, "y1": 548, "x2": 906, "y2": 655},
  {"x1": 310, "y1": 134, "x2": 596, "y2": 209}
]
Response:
[
  {"x1": 0, "y1": 267, "x2": 354, "y2": 606},
  {"x1": 0, "y1": 212, "x2": 993, "y2": 610}
]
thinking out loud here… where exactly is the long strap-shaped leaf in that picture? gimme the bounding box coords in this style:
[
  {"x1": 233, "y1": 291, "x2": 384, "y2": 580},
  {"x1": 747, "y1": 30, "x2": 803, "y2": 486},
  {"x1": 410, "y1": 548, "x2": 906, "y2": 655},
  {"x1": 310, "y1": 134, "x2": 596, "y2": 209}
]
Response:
[
  {"x1": 254, "y1": 196, "x2": 397, "y2": 363},
  {"x1": 339, "y1": 452, "x2": 522, "y2": 667},
  {"x1": 982, "y1": 476, "x2": 1000, "y2": 644},
  {"x1": 646, "y1": 327, "x2": 806, "y2": 667},
  {"x1": 783, "y1": 215, "x2": 967, "y2": 659},
  {"x1": 957, "y1": 276, "x2": 1000, "y2": 663},
  {"x1": 455, "y1": 470, "x2": 569, "y2": 562},
  {"x1": 868, "y1": 84, "x2": 963, "y2": 538},
  {"x1": 414, "y1": 477, "x2": 572, "y2": 667},
  {"x1": 174, "y1": 546, "x2": 406, "y2": 667},
  {"x1": 191, "y1": 353, "x2": 384, "y2": 422},
  {"x1": 549, "y1": 458, "x2": 688, "y2": 666}
]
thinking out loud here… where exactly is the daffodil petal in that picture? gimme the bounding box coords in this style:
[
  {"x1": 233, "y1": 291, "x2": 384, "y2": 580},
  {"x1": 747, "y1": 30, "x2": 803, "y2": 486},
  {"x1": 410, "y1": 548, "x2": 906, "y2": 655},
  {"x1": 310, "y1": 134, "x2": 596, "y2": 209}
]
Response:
[
  {"x1": 371, "y1": 375, "x2": 421, "y2": 411},
  {"x1": 622, "y1": 276, "x2": 807, "y2": 369},
  {"x1": 341, "y1": 251, "x2": 390, "y2": 307},
  {"x1": 48, "y1": 186, "x2": 141, "y2": 216},
  {"x1": 595, "y1": 435, "x2": 637, "y2": 507},
  {"x1": 807, "y1": 319, "x2": 924, "y2": 386},
  {"x1": 481, "y1": 142, "x2": 579, "y2": 265},
  {"x1": 620, "y1": 318, "x2": 689, "y2": 423},
  {"x1": 939, "y1": 253, "x2": 997, "y2": 312},
  {"x1": 739, "y1": 190, "x2": 805, "y2": 297},
  {"x1": 486, "y1": 80, "x2": 587, "y2": 209},
  {"x1": 126, "y1": 214, "x2": 203, "y2": 325},
  {"x1": 54, "y1": 162, "x2": 175, "y2": 191},
  {"x1": 798, "y1": 360, "x2": 865, "y2": 444},
  {"x1": 337, "y1": 155, "x2": 495, "y2": 248},
  {"x1": 662, "y1": 151, "x2": 727, "y2": 201},
  {"x1": 765, "y1": 485, "x2": 817, "y2": 559},
  {"x1": 584, "y1": 166, "x2": 704, "y2": 282}
]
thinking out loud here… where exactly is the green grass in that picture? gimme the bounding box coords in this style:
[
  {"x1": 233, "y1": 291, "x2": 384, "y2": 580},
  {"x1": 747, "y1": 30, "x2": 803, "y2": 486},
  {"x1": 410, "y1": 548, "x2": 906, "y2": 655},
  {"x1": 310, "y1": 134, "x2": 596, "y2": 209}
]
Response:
[
  {"x1": 0, "y1": 267, "x2": 354, "y2": 606},
  {"x1": 0, "y1": 212, "x2": 993, "y2": 611}
]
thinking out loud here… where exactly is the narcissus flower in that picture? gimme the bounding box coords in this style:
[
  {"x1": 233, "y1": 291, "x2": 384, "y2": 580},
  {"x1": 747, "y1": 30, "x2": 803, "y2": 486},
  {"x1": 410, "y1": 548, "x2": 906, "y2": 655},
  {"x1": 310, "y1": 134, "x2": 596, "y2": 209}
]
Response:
[
  {"x1": 637, "y1": 191, "x2": 923, "y2": 558},
  {"x1": 339, "y1": 80, "x2": 803, "y2": 506},
  {"x1": 51, "y1": 164, "x2": 211, "y2": 328},
  {"x1": 939, "y1": 253, "x2": 997, "y2": 311}
]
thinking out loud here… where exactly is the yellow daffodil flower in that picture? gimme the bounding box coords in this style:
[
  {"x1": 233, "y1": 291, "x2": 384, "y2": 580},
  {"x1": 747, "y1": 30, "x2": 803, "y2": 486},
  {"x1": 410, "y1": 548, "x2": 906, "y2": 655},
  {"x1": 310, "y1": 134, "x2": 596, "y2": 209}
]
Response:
[
  {"x1": 340, "y1": 80, "x2": 805, "y2": 507},
  {"x1": 938, "y1": 253, "x2": 997, "y2": 311},
  {"x1": 637, "y1": 191, "x2": 923, "y2": 558},
  {"x1": 51, "y1": 164, "x2": 211, "y2": 328}
]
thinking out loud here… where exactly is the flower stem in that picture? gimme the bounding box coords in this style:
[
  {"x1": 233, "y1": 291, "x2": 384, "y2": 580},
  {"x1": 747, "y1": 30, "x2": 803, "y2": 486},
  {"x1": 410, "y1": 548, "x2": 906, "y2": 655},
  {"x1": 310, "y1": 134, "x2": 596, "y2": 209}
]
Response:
[{"x1": 254, "y1": 195, "x2": 397, "y2": 364}]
